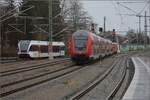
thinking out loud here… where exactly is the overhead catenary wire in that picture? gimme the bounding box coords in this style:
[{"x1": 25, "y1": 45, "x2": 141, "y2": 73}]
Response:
[
  {"x1": 117, "y1": 2, "x2": 137, "y2": 14},
  {"x1": 138, "y1": 0, "x2": 149, "y2": 15},
  {"x1": 112, "y1": 0, "x2": 124, "y2": 29},
  {"x1": 75, "y1": 0, "x2": 146, "y2": 2},
  {"x1": 115, "y1": 1, "x2": 149, "y2": 45}
]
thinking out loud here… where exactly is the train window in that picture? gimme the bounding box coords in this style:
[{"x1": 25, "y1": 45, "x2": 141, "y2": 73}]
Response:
[
  {"x1": 29, "y1": 45, "x2": 39, "y2": 51},
  {"x1": 73, "y1": 31, "x2": 88, "y2": 51},
  {"x1": 53, "y1": 46, "x2": 59, "y2": 52},
  {"x1": 74, "y1": 30, "x2": 88, "y2": 36},
  {"x1": 60, "y1": 46, "x2": 65, "y2": 50},
  {"x1": 19, "y1": 41, "x2": 30, "y2": 52},
  {"x1": 40, "y1": 45, "x2": 48, "y2": 53},
  {"x1": 74, "y1": 36, "x2": 88, "y2": 51}
]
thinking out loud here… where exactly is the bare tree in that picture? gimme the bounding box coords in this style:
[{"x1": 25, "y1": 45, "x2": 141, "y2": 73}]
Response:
[
  {"x1": 62, "y1": 0, "x2": 93, "y2": 31},
  {"x1": 126, "y1": 29, "x2": 150, "y2": 44}
]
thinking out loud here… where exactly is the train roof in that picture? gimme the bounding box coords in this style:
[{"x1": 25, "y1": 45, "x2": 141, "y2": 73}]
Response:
[
  {"x1": 112, "y1": 42, "x2": 118, "y2": 44},
  {"x1": 73, "y1": 30, "x2": 113, "y2": 43},
  {"x1": 90, "y1": 32, "x2": 112, "y2": 43},
  {"x1": 18, "y1": 40, "x2": 65, "y2": 46},
  {"x1": 75, "y1": 30, "x2": 89, "y2": 33},
  {"x1": 52, "y1": 42, "x2": 65, "y2": 46}
]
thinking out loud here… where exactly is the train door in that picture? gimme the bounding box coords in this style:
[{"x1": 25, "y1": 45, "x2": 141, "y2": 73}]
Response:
[
  {"x1": 60, "y1": 46, "x2": 65, "y2": 56},
  {"x1": 99, "y1": 40, "x2": 103, "y2": 56},
  {"x1": 38, "y1": 45, "x2": 41, "y2": 58},
  {"x1": 29, "y1": 45, "x2": 39, "y2": 58},
  {"x1": 52, "y1": 46, "x2": 60, "y2": 57},
  {"x1": 40, "y1": 45, "x2": 49, "y2": 57},
  {"x1": 101, "y1": 41, "x2": 105, "y2": 57}
]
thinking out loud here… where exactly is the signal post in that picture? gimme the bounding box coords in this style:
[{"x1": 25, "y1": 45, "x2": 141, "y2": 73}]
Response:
[{"x1": 48, "y1": 0, "x2": 53, "y2": 59}]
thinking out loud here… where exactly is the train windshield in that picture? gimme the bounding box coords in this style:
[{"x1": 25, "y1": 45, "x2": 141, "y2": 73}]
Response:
[
  {"x1": 74, "y1": 31, "x2": 88, "y2": 51},
  {"x1": 19, "y1": 40, "x2": 30, "y2": 52}
]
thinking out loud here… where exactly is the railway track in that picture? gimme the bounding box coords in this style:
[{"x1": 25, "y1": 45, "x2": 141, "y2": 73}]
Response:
[
  {"x1": 0, "y1": 59, "x2": 89, "y2": 97},
  {"x1": 0, "y1": 58, "x2": 70, "y2": 76},
  {"x1": 0, "y1": 58, "x2": 44, "y2": 68},
  {"x1": 68, "y1": 55, "x2": 128, "y2": 100},
  {"x1": 106, "y1": 57, "x2": 128, "y2": 100},
  {"x1": 0, "y1": 59, "x2": 38, "y2": 64},
  {"x1": 0, "y1": 57, "x2": 18, "y2": 64},
  {"x1": 1, "y1": 61, "x2": 73, "y2": 87},
  {"x1": 1, "y1": 54, "x2": 128, "y2": 99}
]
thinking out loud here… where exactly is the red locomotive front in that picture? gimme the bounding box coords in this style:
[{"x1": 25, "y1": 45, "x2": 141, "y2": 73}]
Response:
[
  {"x1": 69, "y1": 30, "x2": 93, "y2": 62},
  {"x1": 69, "y1": 30, "x2": 117, "y2": 63}
]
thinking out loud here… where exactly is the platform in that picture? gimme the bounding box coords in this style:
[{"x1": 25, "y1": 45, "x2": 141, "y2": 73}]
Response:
[{"x1": 122, "y1": 57, "x2": 150, "y2": 100}]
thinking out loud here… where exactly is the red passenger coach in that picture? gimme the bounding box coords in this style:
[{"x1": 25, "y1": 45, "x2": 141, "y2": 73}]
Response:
[
  {"x1": 69, "y1": 30, "x2": 118, "y2": 63},
  {"x1": 112, "y1": 42, "x2": 118, "y2": 54}
]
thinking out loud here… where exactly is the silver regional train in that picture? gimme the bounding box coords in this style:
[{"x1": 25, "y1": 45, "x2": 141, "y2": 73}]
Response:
[{"x1": 18, "y1": 40, "x2": 65, "y2": 58}]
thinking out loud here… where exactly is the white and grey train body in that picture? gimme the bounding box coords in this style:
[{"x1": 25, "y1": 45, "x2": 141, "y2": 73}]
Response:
[{"x1": 18, "y1": 40, "x2": 65, "y2": 58}]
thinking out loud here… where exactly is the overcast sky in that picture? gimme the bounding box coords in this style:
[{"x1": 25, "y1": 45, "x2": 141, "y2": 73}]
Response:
[{"x1": 81, "y1": 0, "x2": 149, "y2": 35}]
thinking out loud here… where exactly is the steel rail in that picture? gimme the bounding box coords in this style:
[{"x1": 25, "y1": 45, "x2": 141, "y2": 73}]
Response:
[
  {"x1": 0, "y1": 58, "x2": 70, "y2": 76},
  {"x1": 0, "y1": 57, "x2": 17, "y2": 60},
  {"x1": 106, "y1": 57, "x2": 128, "y2": 100},
  {"x1": 0, "y1": 59, "x2": 18, "y2": 64},
  {"x1": 1, "y1": 63, "x2": 75, "y2": 88},
  {"x1": 1, "y1": 64, "x2": 85, "y2": 97},
  {"x1": 68, "y1": 57, "x2": 123, "y2": 100},
  {"x1": 0, "y1": 58, "x2": 107, "y2": 97},
  {"x1": 0, "y1": 57, "x2": 18, "y2": 64}
]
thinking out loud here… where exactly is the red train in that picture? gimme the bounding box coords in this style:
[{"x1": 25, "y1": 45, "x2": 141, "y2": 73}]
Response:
[{"x1": 68, "y1": 30, "x2": 118, "y2": 63}]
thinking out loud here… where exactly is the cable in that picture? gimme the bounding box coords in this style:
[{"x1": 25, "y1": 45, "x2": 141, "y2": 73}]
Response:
[
  {"x1": 138, "y1": 0, "x2": 149, "y2": 15},
  {"x1": 117, "y1": 2, "x2": 137, "y2": 14},
  {"x1": 112, "y1": 0, "x2": 124, "y2": 28},
  {"x1": 78, "y1": 0, "x2": 147, "y2": 1}
]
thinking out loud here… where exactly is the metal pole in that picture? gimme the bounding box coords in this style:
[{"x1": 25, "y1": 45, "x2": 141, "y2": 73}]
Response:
[
  {"x1": 0, "y1": 9, "x2": 1, "y2": 57},
  {"x1": 149, "y1": 0, "x2": 150, "y2": 45},
  {"x1": 138, "y1": 16, "x2": 141, "y2": 45},
  {"x1": 74, "y1": 0, "x2": 77, "y2": 31},
  {"x1": 104, "y1": 16, "x2": 106, "y2": 33},
  {"x1": 136, "y1": 29, "x2": 138, "y2": 49},
  {"x1": 144, "y1": 11, "x2": 147, "y2": 48},
  {"x1": 49, "y1": 0, "x2": 53, "y2": 59},
  {"x1": 24, "y1": 16, "x2": 26, "y2": 34}
]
